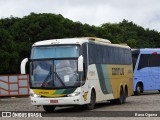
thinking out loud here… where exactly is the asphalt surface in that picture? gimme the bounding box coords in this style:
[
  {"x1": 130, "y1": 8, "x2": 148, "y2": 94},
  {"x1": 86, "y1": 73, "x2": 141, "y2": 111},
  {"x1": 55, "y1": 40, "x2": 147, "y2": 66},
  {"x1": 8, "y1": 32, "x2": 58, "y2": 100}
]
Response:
[{"x1": 0, "y1": 91, "x2": 160, "y2": 119}]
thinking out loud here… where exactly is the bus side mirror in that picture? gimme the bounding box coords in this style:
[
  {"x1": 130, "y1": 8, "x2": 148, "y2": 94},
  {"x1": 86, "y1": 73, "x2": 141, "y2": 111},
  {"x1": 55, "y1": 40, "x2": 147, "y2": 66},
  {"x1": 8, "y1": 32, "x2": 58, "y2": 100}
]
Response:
[
  {"x1": 78, "y1": 55, "x2": 83, "y2": 72},
  {"x1": 21, "y1": 58, "x2": 28, "y2": 74}
]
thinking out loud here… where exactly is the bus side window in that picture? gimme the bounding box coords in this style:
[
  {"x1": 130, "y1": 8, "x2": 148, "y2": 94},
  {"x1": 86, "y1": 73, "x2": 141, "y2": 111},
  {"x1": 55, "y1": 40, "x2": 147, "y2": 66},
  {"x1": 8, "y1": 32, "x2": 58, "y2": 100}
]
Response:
[
  {"x1": 137, "y1": 54, "x2": 148, "y2": 70},
  {"x1": 148, "y1": 54, "x2": 160, "y2": 67},
  {"x1": 137, "y1": 53, "x2": 160, "y2": 70}
]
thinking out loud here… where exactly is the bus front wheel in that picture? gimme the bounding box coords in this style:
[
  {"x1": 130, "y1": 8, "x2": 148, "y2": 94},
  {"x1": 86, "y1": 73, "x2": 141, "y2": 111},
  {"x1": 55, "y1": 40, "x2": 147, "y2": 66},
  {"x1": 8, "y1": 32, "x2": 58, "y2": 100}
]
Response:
[
  {"x1": 84, "y1": 91, "x2": 96, "y2": 110},
  {"x1": 43, "y1": 105, "x2": 56, "y2": 113},
  {"x1": 134, "y1": 84, "x2": 142, "y2": 95}
]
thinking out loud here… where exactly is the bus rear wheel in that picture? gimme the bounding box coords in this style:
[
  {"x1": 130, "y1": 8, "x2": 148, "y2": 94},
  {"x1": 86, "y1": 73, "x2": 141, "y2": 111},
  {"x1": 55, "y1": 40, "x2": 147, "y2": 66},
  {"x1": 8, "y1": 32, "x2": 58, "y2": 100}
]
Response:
[
  {"x1": 110, "y1": 87, "x2": 126, "y2": 105},
  {"x1": 43, "y1": 105, "x2": 56, "y2": 113},
  {"x1": 84, "y1": 91, "x2": 96, "y2": 110},
  {"x1": 116, "y1": 87, "x2": 125, "y2": 104},
  {"x1": 123, "y1": 88, "x2": 127, "y2": 103}
]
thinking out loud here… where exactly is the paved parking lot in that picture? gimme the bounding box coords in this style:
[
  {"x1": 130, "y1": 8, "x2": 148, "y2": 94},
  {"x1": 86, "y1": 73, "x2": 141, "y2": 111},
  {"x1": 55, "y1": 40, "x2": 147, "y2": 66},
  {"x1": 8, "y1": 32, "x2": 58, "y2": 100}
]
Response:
[{"x1": 0, "y1": 91, "x2": 160, "y2": 119}]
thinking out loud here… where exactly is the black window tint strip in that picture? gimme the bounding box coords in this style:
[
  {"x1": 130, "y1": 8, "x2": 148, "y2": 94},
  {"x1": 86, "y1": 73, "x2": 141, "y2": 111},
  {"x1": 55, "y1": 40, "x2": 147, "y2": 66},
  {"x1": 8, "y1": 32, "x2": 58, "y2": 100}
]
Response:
[
  {"x1": 138, "y1": 54, "x2": 160, "y2": 70},
  {"x1": 83, "y1": 43, "x2": 132, "y2": 65}
]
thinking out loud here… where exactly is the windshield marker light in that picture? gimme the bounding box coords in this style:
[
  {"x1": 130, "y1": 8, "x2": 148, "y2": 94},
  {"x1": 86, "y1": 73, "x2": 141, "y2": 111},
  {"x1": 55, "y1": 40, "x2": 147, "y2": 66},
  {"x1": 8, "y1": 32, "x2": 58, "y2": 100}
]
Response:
[
  {"x1": 51, "y1": 42, "x2": 60, "y2": 44},
  {"x1": 67, "y1": 92, "x2": 80, "y2": 97}
]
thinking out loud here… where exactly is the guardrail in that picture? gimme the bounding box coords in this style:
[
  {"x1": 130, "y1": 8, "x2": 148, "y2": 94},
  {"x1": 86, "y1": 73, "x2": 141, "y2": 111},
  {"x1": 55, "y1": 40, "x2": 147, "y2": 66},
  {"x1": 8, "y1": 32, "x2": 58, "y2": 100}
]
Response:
[{"x1": 0, "y1": 74, "x2": 29, "y2": 97}]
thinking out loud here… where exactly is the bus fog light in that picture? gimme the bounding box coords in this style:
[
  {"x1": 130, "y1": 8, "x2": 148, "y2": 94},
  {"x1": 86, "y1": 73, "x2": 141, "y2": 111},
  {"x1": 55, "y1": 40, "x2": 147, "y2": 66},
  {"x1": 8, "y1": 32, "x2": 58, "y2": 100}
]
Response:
[
  {"x1": 30, "y1": 93, "x2": 41, "y2": 98},
  {"x1": 67, "y1": 92, "x2": 80, "y2": 97}
]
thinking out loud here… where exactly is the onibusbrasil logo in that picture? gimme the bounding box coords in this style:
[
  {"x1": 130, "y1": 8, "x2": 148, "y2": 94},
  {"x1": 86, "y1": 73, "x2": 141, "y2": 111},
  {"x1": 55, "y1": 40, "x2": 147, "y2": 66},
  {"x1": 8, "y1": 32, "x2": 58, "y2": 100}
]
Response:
[{"x1": 1, "y1": 112, "x2": 42, "y2": 117}]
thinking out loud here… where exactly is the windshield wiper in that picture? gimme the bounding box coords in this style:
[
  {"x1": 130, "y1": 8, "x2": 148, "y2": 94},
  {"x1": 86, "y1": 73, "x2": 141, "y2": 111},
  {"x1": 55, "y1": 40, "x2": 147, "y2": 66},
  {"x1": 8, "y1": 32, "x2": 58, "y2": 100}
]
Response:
[
  {"x1": 41, "y1": 67, "x2": 66, "y2": 88},
  {"x1": 41, "y1": 67, "x2": 52, "y2": 87},
  {"x1": 55, "y1": 72, "x2": 66, "y2": 88}
]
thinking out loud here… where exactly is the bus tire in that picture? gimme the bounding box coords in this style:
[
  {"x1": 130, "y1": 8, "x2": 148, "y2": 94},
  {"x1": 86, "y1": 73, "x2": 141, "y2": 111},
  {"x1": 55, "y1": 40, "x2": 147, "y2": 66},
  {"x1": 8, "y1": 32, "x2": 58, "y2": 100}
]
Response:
[
  {"x1": 116, "y1": 87, "x2": 124, "y2": 104},
  {"x1": 125, "y1": 86, "x2": 128, "y2": 97},
  {"x1": 84, "y1": 90, "x2": 96, "y2": 110},
  {"x1": 123, "y1": 89, "x2": 127, "y2": 104},
  {"x1": 43, "y1": 105, "x2": 56, "y2": 113},
  {"x1": 134, "y1": 84, "x2": 141, "y2": 95}
]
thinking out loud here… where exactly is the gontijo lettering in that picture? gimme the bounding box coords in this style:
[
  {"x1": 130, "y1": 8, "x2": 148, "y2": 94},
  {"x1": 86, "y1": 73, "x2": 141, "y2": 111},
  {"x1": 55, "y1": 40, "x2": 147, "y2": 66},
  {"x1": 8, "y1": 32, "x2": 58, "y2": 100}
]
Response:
[{"x1": 112, "y1": 68, "x2": 124, "y2": 75}]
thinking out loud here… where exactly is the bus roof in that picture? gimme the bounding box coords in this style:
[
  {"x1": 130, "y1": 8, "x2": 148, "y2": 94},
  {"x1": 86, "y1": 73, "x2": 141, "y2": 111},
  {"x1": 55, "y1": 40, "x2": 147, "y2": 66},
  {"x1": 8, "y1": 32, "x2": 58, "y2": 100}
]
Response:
[
  {"x1": 33, "y1": 37, "x2": 110, "y2": 46},
  {"x1": 33, "y1": 37, "x2": 130, "y2": 49},
  {"x1": 140, "y1": 48, "x2": 160, "y2": 54}
]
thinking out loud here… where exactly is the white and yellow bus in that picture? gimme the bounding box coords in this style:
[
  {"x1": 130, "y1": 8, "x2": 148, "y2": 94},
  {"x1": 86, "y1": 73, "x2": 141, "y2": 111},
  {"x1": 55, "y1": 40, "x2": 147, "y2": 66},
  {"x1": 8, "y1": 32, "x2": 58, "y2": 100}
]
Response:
[{"x1": 21, "y1": 37, "x2": 133, "y2": 112}]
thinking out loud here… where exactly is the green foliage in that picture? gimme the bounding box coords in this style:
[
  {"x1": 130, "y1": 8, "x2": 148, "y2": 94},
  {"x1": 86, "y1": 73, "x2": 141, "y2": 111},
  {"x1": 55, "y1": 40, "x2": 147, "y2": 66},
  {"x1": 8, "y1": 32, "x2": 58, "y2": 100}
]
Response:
[{"x1": 0, "y1": 13, "x2": 160, "y2": 74}]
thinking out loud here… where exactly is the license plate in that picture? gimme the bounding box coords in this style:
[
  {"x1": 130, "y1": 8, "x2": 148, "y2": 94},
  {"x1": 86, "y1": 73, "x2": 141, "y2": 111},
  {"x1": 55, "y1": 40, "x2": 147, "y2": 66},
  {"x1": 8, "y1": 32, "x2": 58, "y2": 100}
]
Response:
[{"x1": 50, "y1": 100, "x2": 58, "y2": 103}]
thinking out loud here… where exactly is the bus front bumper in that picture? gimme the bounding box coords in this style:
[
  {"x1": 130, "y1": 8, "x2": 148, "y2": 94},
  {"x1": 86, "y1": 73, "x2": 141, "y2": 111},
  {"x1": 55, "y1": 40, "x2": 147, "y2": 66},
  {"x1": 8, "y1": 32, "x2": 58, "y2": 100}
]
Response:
[{"x1": 30, "y1": 95, "x2": 83, "y2": 106}]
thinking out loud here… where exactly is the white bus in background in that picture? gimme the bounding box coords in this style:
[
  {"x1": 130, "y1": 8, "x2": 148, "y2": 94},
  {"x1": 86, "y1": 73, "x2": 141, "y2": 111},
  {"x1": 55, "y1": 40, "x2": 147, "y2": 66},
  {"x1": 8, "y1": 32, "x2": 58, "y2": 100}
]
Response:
[{"x1": 21, "y1": 37, "x2": 133, "y2": 112}]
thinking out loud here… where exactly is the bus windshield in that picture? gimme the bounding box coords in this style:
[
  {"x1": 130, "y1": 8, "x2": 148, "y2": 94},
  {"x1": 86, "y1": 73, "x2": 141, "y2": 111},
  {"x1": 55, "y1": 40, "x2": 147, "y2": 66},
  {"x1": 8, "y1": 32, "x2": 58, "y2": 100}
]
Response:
[
  {"x1": 132, "y1": 49, "x2": 140, "y2": 71},
  {"x1": 30, "y1": 59, "x2": 80, "y2": 88},
  {"x1": 30, "y1": 45, "x2": 80, "y2": 89},
  {"x1": 31, "y1": 45, "x2": 79, "y2": 59}
]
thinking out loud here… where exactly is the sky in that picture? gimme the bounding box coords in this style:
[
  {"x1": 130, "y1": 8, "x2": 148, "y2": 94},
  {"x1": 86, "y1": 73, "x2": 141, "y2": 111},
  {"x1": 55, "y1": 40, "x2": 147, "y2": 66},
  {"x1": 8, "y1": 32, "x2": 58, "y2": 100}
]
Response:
[{"x1": 0, "y1": 0, "x2": 160, "y2": 31}]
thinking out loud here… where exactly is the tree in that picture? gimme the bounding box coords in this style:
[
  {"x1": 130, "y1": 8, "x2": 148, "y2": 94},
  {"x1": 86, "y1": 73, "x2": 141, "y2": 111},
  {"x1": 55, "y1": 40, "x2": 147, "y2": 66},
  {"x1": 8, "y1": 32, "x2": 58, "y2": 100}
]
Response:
[{"x1": 0, "y1": 13, "x2": 160, "y2": 74}]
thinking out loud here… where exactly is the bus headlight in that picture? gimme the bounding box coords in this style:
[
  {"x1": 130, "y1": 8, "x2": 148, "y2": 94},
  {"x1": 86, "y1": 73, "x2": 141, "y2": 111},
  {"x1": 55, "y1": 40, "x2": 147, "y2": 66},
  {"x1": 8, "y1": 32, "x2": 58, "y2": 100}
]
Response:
[
  {"x1": 30, "y1": 93, "x2": 41, "y2": 98},
  {"x1": 67, "y1": 92, "x2": 80, "y2": 97}
]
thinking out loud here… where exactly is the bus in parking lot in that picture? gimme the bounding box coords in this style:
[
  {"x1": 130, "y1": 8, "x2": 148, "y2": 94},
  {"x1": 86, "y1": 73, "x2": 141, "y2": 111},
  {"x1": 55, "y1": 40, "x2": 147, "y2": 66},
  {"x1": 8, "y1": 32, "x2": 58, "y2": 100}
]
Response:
[
  {"x1": 21, "y1": 37, "x2": 133, "y2": 112},
  {"x1": 132, "y1": 48, "x2": 160, "y2": 95}
]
